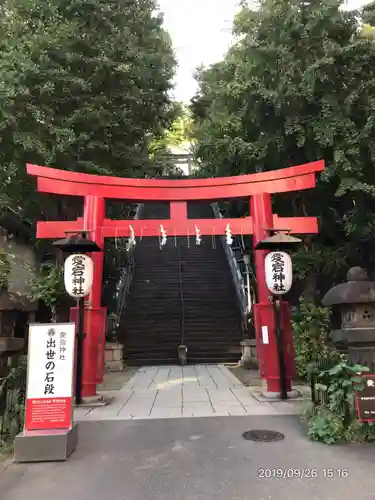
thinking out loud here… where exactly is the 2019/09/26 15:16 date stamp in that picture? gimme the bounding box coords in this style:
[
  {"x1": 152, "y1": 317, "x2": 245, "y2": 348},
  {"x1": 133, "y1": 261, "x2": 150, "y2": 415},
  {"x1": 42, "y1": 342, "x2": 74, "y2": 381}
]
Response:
[{"x1": 256, "y1": 468, "x2": 349, "y2": 479}]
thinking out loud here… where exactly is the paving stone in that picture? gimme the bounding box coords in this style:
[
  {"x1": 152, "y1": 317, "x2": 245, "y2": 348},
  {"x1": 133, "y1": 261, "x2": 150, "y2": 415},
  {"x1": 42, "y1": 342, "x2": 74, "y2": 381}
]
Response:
[
  {"x1": 242, "y1": 403, "x2": 279, "y2": 415},
  {"x1": 83, "y1": 408, "x2": 124, "y2": 419},
  {"x1": 183, "y1": 366, "x2": 198, "y2": 375},
  {"x1": 129, "y1": 390, "x2": 158, "y2": 401},
  {"x1": 270, "y1": 401, "x2": 306, "y2": 415},
  {"x1": 74, "y1": 364, "x2": 300, "y2": 421},
  {"x1": 153, "y1": 398, "x2": 182, "y2": 409},
  {"x1": 74, "y1": 407, "x2": 93, "y2": 418},
  {"x1": 117, "y1": 407, "x2": 153, "y2": 418},
  {"x1": 211, "y1": 402, "x2": 244, "y2": 413},
  {"x1": 206, "y1": 366, "x2": 235, "y2": 386},
  {"x1": 217, "y1": 365, "x2": 244, "y2": 386},
  {"x1": 197, "y1": 380, "x2": 217, "y2": 389},
  {"x1": 150, "y1": 408, "x2": 182, "y2": 419},
  {"x1": 227, "y1": 407, "x2": 247, "y2": 415},
  {"x1": 207, "y1": 389, "x2": 239, "y2": 403},
  {"x1": 232, "y1": 395, "x2": 259, "y2": 407},
  {"x1": 182, "y1": 387, "x2": 209, "y2": 402},
  {"x1": 182, "y1": 402, "x2": 215, "y2": 417},
  {"x1": 157, "y1": 386, "x2": 182, "y2": 394},
  {"x1": 185, "y1": 380, "x2": 200, "y2": 386}
]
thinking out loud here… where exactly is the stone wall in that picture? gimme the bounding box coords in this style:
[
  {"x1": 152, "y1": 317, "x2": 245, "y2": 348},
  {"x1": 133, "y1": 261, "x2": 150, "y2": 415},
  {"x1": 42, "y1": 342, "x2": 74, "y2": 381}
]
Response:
[
  {"x1": 240, "y1": 339, "x2": 259, "y2": 369},
  {"x1": 0, "y1": 226, "x2": 37, "y2": 366},
  {"x1": 104, "y1": 343, "x2": 124, "y2": 372},
  {"x1": 0, "y1": 227, "x2": 37, "y2": 294}
]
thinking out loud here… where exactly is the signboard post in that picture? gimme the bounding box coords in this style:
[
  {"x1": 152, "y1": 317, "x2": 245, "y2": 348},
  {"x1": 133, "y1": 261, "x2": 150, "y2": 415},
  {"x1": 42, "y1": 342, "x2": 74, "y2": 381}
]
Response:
[
  {"x1": 356, "y1": 374, "x2": 375, "y2": 422},
  {"x1": 14, "y1": 323, "x2": 78, "y2": 463}
]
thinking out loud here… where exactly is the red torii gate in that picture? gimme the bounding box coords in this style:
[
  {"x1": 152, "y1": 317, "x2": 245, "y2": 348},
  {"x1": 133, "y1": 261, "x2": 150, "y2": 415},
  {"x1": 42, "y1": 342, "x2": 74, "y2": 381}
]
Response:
[{"x1": 27, "y1": 159, "x2": 324, "y2": 398}]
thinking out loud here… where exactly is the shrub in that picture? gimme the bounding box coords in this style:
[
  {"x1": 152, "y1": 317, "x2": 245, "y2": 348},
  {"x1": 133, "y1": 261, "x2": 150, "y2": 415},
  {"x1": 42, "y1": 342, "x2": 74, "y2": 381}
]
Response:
[
  {"x1": 0, "y1": 356, "x2": 27, "y2": 450},
  {"x1": 28, "y1": 262, "x2": 65, "y2": 322},
  {"x1": 0, "y1": 248, "x2": 11, "y2": 291},
  {"x1": 304, "y1": 359, "x2": 375, "y2": 444},
  {"x1": 292, "y1": 298, "x2": 341, "y2": 380}
]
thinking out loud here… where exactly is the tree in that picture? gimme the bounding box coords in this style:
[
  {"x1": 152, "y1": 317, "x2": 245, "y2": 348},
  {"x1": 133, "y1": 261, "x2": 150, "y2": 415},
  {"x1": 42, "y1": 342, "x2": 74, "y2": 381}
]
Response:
[
  {"x1": 164, "y1": 103, "x2": 193, "y2": 147},
  {"x1": 28, "y1": 262, "x2": 65, "y2": 322},
  {"x1": 191, "y1": 0, "x2": 375, "y2": 295},
  {"x1": 363, "y1": 1, "x2": 375, "y2": 26},
  {"x1": 148, "y1": 102, "x2": 194, "y2": 176},
  {"x1": 0, "y1": 0, "x2": 176, "y2": 220}
]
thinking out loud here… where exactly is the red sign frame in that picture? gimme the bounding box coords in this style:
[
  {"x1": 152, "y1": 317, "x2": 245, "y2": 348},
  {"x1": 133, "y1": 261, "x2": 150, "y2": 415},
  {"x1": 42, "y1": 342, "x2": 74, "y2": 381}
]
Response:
[{"x1": 355, "y1": 374, "x2": 375, "y2": 422}]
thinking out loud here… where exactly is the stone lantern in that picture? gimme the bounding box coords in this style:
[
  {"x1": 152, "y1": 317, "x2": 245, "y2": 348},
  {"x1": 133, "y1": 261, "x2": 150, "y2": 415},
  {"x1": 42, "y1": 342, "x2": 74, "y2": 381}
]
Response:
[{"x1": 322, "y1": 267, "x2": 375, "y2": 366}]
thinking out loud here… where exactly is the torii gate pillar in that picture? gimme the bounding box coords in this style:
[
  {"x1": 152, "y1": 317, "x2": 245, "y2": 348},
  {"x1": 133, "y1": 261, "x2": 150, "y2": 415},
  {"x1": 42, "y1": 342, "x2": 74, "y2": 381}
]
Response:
[
  {"x1": 251, "y1": 193, "x2": 295, "y2": 393},
  {"x1": 70, "y1": 195, "x2": 107, "y2": 399}
]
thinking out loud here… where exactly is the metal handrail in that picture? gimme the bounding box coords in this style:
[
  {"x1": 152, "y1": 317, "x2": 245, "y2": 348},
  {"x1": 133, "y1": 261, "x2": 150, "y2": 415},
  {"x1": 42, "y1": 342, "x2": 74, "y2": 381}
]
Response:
[
  {"x1": 211, "y1": 203, "x2": 248, "y2": 324},
  {"x1": 115, "y1": 251, "x2": 135, "y2": 328},
  {"x1": 114, "y1": 204, "x2": 144, "y2": 329}
]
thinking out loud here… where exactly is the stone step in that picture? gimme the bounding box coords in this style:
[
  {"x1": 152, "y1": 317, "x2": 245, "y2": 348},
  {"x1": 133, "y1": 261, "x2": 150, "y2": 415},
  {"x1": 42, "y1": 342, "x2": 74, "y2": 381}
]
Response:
[{"x1": 118, "y1": 201, "x2": 244, "y2": 365}]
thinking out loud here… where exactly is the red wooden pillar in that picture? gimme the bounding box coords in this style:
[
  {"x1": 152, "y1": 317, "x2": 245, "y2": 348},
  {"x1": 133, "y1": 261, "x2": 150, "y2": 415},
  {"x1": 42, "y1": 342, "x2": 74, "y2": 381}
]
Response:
[
  {"x1": 251, "y1": 193, "x2": 293, "y2": 394},
  {"x1": 70, "y1": 195, "x2": 106, "y2": 398}
]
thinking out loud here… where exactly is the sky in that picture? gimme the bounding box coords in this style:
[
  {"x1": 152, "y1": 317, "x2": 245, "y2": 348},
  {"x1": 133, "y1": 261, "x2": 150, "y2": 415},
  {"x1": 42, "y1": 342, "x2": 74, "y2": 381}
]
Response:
[{"x1": 157, "y1": 0, "x2": 373, "y2": 103}]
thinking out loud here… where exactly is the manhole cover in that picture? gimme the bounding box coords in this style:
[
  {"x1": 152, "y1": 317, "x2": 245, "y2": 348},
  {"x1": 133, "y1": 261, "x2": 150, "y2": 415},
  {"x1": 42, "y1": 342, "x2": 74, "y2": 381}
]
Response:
[{"x1": 242, "y1": 430, "x2": 285, "y2": 442}]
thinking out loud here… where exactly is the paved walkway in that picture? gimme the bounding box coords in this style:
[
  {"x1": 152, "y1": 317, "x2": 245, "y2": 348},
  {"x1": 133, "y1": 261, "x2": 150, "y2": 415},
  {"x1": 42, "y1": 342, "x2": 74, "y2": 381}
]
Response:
[{"x1": 75, "y1": 365, "x2": 304, "y2": 421}]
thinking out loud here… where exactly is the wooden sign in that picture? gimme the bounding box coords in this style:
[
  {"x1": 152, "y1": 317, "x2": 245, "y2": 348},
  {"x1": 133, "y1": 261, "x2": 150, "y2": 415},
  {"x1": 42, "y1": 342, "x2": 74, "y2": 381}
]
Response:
[{"x1": 356, "y1": 374, "x2": 375, "y2": 422}]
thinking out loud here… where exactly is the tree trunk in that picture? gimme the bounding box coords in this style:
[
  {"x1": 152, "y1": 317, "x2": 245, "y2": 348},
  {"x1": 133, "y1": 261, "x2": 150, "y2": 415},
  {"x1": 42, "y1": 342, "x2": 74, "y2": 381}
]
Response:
[{"x1": 51, "y1": 305, "x2": 57, "y2": 323}]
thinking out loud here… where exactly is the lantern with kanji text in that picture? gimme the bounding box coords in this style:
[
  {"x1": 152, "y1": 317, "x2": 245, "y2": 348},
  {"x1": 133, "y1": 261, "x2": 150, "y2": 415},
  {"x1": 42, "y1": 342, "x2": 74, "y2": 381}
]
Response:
[
  {"x1": 64, "y1": 254, "x2": 94, "y2": 298},
  {"x1": 264, "y1": 251, "x2": 293, "y2": 295}
]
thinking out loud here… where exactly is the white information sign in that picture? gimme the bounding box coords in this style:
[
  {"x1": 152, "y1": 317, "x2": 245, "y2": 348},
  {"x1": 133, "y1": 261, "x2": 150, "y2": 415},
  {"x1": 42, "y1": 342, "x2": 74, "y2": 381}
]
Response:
[
  {"x1": 25, "y1": 323, "x2": 76, "y2": 431},
  {"x1": 261, "y1": 325, "x2": 269, "y2": 345}
]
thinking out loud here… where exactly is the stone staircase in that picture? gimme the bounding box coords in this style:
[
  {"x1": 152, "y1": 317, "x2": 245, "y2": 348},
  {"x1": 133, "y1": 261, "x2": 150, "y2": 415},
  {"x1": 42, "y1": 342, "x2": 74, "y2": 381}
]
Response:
[{"x1": 119, "y1": 201, "x2": 244, "y2": 365}]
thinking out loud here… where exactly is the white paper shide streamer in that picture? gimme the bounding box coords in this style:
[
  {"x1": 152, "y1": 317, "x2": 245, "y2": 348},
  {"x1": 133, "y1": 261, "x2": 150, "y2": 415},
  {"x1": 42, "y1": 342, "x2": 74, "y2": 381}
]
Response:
[
  {"x1": 195, "y1": 225, "x2": 202, "y2": 245},
  {"x1": 225, "y1": 223, "x2": 233, "y2": 245},
  {"x1": 160, "y1": 224, "x2": 167, "y2": 247}
]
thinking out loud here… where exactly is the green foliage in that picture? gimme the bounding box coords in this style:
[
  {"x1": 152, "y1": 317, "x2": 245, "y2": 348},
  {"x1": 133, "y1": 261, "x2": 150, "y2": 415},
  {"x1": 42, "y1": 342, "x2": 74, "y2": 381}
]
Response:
[
  {"x1": 191, "y1": 0, "x2": 375, "y2": 281},
  {"x1": 305, "y1": 359, "x2": 375, "y2": 444},
  {"x1": 0, "y1": 356, "x2": 27, "y2": 450},
  {"x1": 291, "y1": 242, "x2": 350, "y2": 282},
  {"x1": 0, "y1": 0, "x2": 176, "y2": 220},
  {"x1": 148, "y1": 103, "x2": 194, "y2": 175},
  {"x1": 361, "y1": 23, "x2": 375, "y2": 40},
  {"x1": 292, "y1": 298, "x2": 341, "y2": 380},
  {"x1": 0, "y1": 249, "x2": 11, "y2": 291},
  {"x1": 28, "y1": 262, "x2": 65, "y2": 321},
  {"x1": 363, "y1": 1, "x2": 375, "y2": 27},
  {"x1": 305, "y1": 407, "x2": 345, "y2": 444},
  {"x1": 164, "y1": 104, "x2": 193, "y2": 147}
]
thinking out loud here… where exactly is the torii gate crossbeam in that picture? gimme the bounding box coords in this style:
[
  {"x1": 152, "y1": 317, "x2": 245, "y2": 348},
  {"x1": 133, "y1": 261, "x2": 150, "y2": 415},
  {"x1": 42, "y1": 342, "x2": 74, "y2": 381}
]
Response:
[{"x1": 27, "y1": 160, "x2": 324, "y2": 399}]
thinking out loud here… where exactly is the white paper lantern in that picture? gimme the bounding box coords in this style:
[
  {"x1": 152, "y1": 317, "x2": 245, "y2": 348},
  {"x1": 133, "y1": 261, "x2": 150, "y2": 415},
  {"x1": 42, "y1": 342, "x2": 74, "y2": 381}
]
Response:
[
  {"x1": 265, "y1": 251, "x2": 293, "y2": 295},
  {"x1": 64, "y1": 254, "x2": 94, "y2": 298}
]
